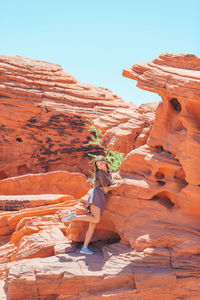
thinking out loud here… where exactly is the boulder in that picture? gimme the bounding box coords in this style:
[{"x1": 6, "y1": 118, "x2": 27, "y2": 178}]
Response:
[{"x1": 0, "y1": 170, "x2": 90, "y2": 198}]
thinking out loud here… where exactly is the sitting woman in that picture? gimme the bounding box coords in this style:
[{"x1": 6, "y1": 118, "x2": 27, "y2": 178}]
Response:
[{"x1": 62, "y1": 155, "x2": 122, "y2": 255}]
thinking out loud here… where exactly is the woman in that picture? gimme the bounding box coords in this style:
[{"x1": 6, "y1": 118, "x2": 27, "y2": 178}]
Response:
[{"x1": 62, "y1": 155, "x2": 122, "y2": 255}]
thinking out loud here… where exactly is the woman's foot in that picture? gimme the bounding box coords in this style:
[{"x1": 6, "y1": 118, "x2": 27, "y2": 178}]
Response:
[
  {"x1": 80, "y1": 246, "x2": 94, "y2": 255},
  {"x1": 61, "y1": 212, "x2": 76, "y2": 223}
]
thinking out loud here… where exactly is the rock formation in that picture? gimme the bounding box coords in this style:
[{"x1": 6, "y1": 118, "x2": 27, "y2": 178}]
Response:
[
  {"x1": 68, "y1": 53, "x2": 200, "y2": 298},
  {"x1": 0, "y1": 55, "x2": 156, "y2": 180},
  {"x1": 0, "y1": 170, "x2": 90, "y2": 198},
  {"x1": 123, "y1": 52, "x2": 200, "y2": 216},
  {"x1": 94, "y1": 102, "x2": 158, "y2": 154},
  {"x1": 0, "y1": 53, "x2": 200, "y2": 299}
]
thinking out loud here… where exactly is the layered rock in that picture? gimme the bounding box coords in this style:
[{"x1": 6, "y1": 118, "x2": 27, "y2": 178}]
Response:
[
  {"x1": 0, "y1": 170, "x2": 90, "y2": 198},
  {"x1": 123, "y1": 52, "x2": 200, "y2": 215},
  {"x1": 6, "y1": 245, "x2": 136, "y2": 300},
  {"x1": 0, "y1": 55, "x2": 157, "y2": 180},
  {"x1": 67, "y1": 53, "x2": 200, "y2": 298},
  {"x1": 0, "y1": 194, "x2": 78, "y2": 243},
  {"x1": 1, "y1": 53, "x2": 200, "y2": 299},
  {"x1": 0, "y1": 55, "x2": 123, "y2": 179},
  {"x1": 93, "y1": 102, "x2": 158, "y2": 154}
]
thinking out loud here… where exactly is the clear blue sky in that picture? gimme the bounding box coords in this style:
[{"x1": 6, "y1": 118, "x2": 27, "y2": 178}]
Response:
[{"x1": 1, "y1": 0, "x2": 199, "y2": 105}]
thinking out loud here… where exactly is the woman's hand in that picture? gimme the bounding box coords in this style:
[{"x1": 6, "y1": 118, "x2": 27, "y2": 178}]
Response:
[
  {"x1": 101, "y1": 180, "x2": 124, "y2": 193},
  {"x1": 111, "y1": 172, "x2": 122, "y2": 181},
  {"x1": 110, "y1": 180, "x2": 123, "y2": 188}
]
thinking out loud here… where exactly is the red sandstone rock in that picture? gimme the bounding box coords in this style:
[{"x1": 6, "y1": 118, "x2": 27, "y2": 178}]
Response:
[
  {"x1": 123, "y1": 53, "x2": 200, "y2": 186},
  {"x1": 0, "y1": 280, "x2": 8, "y2": 299},
  {"x1": 93, "y1": 102, "x2": 158, "y2": 153},
  {"x1": 122, "y1": 53, "x2": 200, "y2": 216},
  {"x1": 0, "y1": 194, "x2": 75, "y2": 211},
  {"x1": 4, "y1": 241, "x2": 199, "y2": 299},
  {"x1": 0, "y1": 195, "x2": 78, "y2": 249},
  {"x1": 1, "y1": 53, "x2": 200, "y2": 299},
  {"x1": 0, "y1": 55, "x2": 152, "y2": 180},
  {"x1": 0, "y1": 242, "x2": 17, "y2": 263},
  {"x1": 0, "y1": 170, "x2": 90, "y2": 198},
  {"x1": 11, "y1": 226, "x2": 67, "y2": 261},
  {"x1": 6, "y1": 198, "x2": 78, "y2": 231},
  {"x1": 0, "y1": 211, "x2": 14, "y2": 242},
  {"x1": 6, "y1": 244, "x2": 135, "y2": 299},
  {"x1": 54, "y1": 240, "x2": 77, "y2": 255},
  {"x1": 65, "y1": 53, "x2": 200, "y2": 299}
]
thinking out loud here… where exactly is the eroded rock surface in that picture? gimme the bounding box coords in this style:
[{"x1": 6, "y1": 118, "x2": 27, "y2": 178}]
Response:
[
  {"x1": 0, "y1": 55, "x2": 156, "y2": 180},
  {"x1": 123, "y1": 52, "x2": 200, "y2": 215},
  {"x1": 93, "y1": 102, "x2": 158, "y2": 154},
  {"x1": 0, "y1": 53, "x2": 200, "y2": 299},
  {"x1": 0, "y1": 170, "x2": 90, "y2": 198},
  {"x1": 68, "y1": 53, "x2": 200, "y2": 299}
]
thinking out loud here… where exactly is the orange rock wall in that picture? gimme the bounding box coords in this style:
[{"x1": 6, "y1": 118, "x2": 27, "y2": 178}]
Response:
[
  {"x1": 94, "y1": 102, "x2": 158, "y2": 154},
  {"x1": 123, "y1": 53, "x2": 200, "y2": 217},
  {"x1": 1, "y1": 53, "x2": 200, "y2": 299},
  {"x1": 0, "y1": 170, "x2": 90, "y2": 198},
  {"x1": 0, "y1": 55, "x2": 130, "y2": 179},
  {"x1": 67, "y1": 53, "x2": 200, "y2": 299}
]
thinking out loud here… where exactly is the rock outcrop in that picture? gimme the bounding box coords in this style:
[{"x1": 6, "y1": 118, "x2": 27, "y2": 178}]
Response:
[
  {"x1": 68, "y1": 53, "x2": 200, "y2": 298},
  {"x1": 0, "y1": 53, "x2": 200, "y2": 299},
  {"x1": 0, "y1": 55, "x2": 157, "y2": 180},
  {"x1": 0, "y1": 170, "x2": 90, "y2": 198},
  {"x1": 94, "y1": 102, "x2": 158, "y2": 154},
  {"x1": 123, "y1": 52, "x2": 200, "y2": 215}
]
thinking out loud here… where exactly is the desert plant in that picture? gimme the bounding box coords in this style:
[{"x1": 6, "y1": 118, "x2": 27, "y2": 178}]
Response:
[
  {"x1": 104, "y1": 148, "x2": 124, "y2": 171},
  {"x1": 85, "y1": 119, "x2": 102, "y2": 145},
  {"x1": 86, "y1": 119, "x2": 124, "y2": 171}
]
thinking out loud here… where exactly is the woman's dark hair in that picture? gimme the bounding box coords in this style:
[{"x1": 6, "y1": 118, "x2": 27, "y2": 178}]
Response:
[{"x1": 94, "y1": 155, "x2": 110, "y2": 174}]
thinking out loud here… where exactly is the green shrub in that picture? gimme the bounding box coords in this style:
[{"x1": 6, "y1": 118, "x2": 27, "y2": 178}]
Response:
[
  {"x1": 85, "y1": 119, "x2": 102, "y2": 145},
  {"x1": 86, "y1": 119, "x2": 124, "y2": 171},
  {"x1": 104, "y1": 149, "x2": 124, "y2": 171}
]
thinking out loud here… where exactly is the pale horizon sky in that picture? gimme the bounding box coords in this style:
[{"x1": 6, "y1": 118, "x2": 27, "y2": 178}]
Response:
[{"x1": 1, "y1": 0, "x2": 199, "y2": 106}]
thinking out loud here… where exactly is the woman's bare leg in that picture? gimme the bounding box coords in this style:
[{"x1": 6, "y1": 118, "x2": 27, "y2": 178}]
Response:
[
  {"x1": 83, "y1": 204, "x2": 101, "y2": 248},
  {"x1": 83, "y1": 222, "x2": 96, "y2": 248},
  {"x1": 71, "y1": 204, "x2": 101, "y2": 224}
]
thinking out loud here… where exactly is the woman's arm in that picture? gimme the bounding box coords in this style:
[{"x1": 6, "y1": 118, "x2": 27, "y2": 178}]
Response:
[{"x1": 100, "y1": 180, "x2": 123, "y2": 193}]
